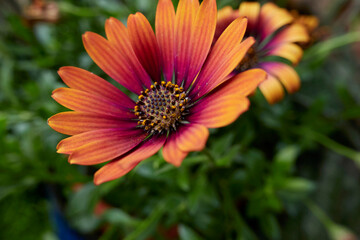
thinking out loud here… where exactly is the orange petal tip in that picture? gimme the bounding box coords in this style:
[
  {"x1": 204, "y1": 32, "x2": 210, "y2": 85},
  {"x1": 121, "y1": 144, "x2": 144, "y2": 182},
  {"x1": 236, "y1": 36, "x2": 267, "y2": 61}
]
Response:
[
  {"x1": 94, "y1": 172, "x2": 111, "y2": 185},
  {"x1": 107, "y1": 17, "x2": 117, "y2": 22},
  {"x1": 246, "y1": 36, "x2": 255, "y2": 45},
  {"x1": 56, "y1": 144, "x2": 65, "y2": 153},
  {"x1": 51, "y1": 88, "x2": 60, "y2": 96},
  {"x1": 172, "y1": 162, "x2": 182, "y2": 167},
  {"x1": 57, "y1": 68, "x2": 64, "y2": 74},
  {"x1": 82, "y1": 31, "x2": 95, "y2": 41}
]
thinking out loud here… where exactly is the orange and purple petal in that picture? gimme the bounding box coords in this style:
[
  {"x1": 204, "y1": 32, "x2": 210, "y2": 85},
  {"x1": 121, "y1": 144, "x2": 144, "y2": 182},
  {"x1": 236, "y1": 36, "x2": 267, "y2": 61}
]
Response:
[
  {"x1": 258, "y1": 74, "x2": 285, "y2": 104},
  {"x1": 52, "y1": 88, "x2": 134, "y2": 119},
  {"x1": 127, "y1": 13, "x2": 161, "y2": 82},
  {"x1": 265, "y1": 23, "x2": 310, "y2": 48},
  {"x1": 176, "y1": 124, "x2": 209, "y2": 152},
  {"x1": 238, "y1": 2, "x2": 260, "y2": 32},
  {"x1": 58, "y1": 66, "x2": 135, "y2": 108},
  {"x1": 188, "y1": 69, "x2": 266, "y2": 128},
  {"x1": 48, "y1": 112, "x2": 137, "y2": 136},
  {"x1": 190, "y1": 17, "x2": 248, "y2": 98},
  {"x1": 183, "y1": 0, "x2": 217, "y2": 89},
  {"x1": 174, "y1": 0, "x2": 199, "y2": 85},
  {"x1": 162, "y1": 133, "x2": 188, "y2": 167},
  {"x1": 257, "y1": 2, "x2": 294, "y2": 40},
  {"x1": 57, "y1": 128, "x2": 143, "y2": 155},
  {"x1": 82, "y1": 32, "x2": 144, "y2": 94},
  {"x1": 215, "y1": 7, "x2": 239, "y2": 41},
  {"x1": 155, "y1": 0, "x2": 176, "y2": 82},
  {"x1": 105, "y1": 17, "x2": 152, "y2": 88},
  {"x1": 260, "y1": 62, "x2": 301, "y2": 94},
  {"x1": 67, "y1": 129, "x2": 146, "y2": 165},
  {"x1": 266, "y1": 43, "x2": 304, "y2": 65},
  {"x1": 209, "y1": 68, "x2": 267, "y2": 98},
  {"x1": 191, "y1": 35, "x2": 255, "y2": 100},
  {"x1": 94, "y1": 135, "x2": 167, "y2": 185},
  {"x1": 189, "y1": 97, "x2": 250, "y2": 128}
]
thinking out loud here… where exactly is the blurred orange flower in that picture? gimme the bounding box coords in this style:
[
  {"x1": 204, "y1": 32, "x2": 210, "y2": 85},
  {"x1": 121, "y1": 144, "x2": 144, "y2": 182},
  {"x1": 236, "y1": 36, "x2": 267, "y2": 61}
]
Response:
[
  {"x1": 216, "y1": 2, "x2": 310, "y2": 104},
  {"x1": 23, "y1": 0, "x2": 59, "y2": 25}
]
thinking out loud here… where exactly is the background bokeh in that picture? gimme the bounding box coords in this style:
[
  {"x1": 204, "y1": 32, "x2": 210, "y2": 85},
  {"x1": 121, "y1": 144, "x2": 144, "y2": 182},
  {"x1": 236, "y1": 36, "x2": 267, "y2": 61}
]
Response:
[{"x1": 1, "y1": 0, "x2": 360, "y2": 239}]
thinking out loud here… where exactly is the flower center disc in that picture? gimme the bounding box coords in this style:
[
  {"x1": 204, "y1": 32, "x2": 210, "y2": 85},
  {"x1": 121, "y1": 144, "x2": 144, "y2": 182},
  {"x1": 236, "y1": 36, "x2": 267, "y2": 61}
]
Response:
[
  {"x1": 134, "y1": 81, "x2": 189, "y2": 134},
  {"x1": 237, "y1": 47, "x2": 258, "y2": 71}
]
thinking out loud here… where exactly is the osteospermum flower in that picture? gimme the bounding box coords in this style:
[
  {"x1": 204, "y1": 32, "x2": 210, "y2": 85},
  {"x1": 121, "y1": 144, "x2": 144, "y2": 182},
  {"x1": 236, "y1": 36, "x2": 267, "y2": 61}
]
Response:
[
  {"x1": 48, "y1": 0, "x2": 266, "y2": 185},
  {"x1": 216, "y1": 2, "x2": 310, "y2": 104}
]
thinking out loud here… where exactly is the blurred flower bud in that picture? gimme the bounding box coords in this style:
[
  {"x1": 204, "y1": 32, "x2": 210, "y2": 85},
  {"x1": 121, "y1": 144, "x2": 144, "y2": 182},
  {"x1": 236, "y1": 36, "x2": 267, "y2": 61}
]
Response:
[{"x1": 23, "y1": 0, "x2": 59, "y2": 25}]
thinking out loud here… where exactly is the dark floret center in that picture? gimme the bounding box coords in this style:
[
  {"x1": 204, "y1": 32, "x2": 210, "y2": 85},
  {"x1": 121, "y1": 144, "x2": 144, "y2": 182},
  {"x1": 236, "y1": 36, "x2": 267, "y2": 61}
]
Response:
[
  {"x1": 134, "y1": 81, "x2": 190, "y2": 134},
  {"x1": 237, "y1": 47, "x2": 258, "y2": 71}
]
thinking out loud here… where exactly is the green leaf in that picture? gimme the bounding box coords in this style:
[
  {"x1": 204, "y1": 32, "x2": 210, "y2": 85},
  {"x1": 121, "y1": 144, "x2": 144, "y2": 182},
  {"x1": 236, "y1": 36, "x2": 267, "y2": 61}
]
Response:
[
  {"x1": 277, "y1": 178, "x2": 315, "y2": 200},
  {"x1": 102, "y1": 208, "x2": 139, "y2": 226},
  {"x1": 272, "y1": 145, "x2": 299, "y2": 176},
  {"x1": 0, "y1": 59, "x2": 18, "y2": 106},
  {"x1": 188, "y1": 174, "x2": 207, "y2": 214},
  {"x1": 0, "y1": 177, "x2": 36, "y2": 201},
  {"x1": 179, "y1": 224, "x2": 203, "y2": 240},
  {"x1": 215, "y1": 144, "x2": 240, "y2": 167},
  {"x1": 211, "y1": 133, "x2": 234, "y2": 157},
  {"x1": 259, "y1": 215, "x2": 281, "y2": 240}
]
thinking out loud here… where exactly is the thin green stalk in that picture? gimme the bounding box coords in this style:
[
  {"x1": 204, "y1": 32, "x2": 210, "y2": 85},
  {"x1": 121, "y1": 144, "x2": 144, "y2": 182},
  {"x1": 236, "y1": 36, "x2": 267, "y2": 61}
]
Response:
[
  {"x1": 304, "y1": 199, "x2": 333, "y2": 229},
  {"x1": 303, "y1": 31, "x2": 360, "y2": 61},
  {"x1": 304, "y1": 199, "x2": 356, "y2": 240},
  {"x1": 294, "y1": 127, "x2": 360, "y2": 168}
]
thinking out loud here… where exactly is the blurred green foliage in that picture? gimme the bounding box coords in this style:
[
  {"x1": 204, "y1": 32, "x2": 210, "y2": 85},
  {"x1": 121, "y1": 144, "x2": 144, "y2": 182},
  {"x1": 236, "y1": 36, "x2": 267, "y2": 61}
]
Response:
[{"x1": 1, "y1": 0, "x2": 360, "y2": 239}]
